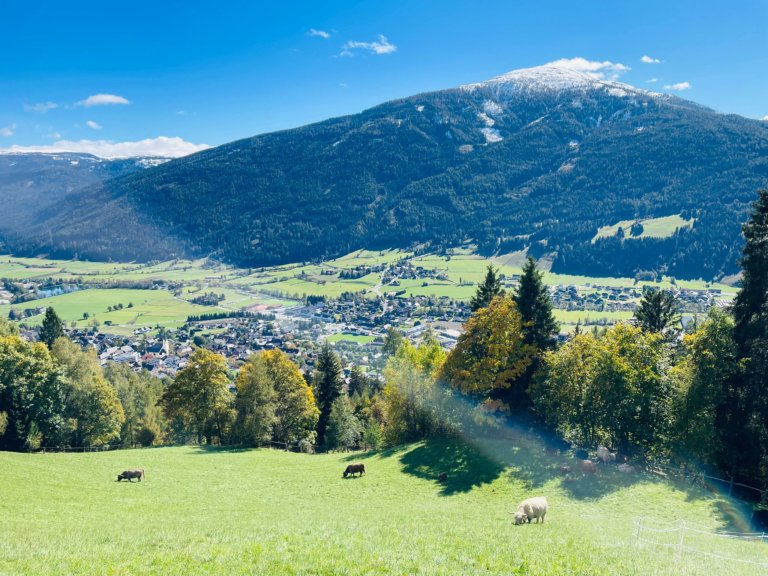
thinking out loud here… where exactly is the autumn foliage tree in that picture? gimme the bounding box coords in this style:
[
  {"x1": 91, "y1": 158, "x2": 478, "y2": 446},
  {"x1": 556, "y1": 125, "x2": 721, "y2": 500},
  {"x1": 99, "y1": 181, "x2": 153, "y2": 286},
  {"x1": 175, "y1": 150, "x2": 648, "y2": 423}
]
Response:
[
  {"x1": 532, "y1": 323, "x2": 672, "y2": 453},
  {"x1": 235, "y1": 349, "x2": 318, "y2": 447},
  {"x1": 51, "y1": 338, "x2": 124, "y2": 447},
  {"x1": 441, "y1": 295, "x2": 534, "y2": 411},
  {"x1": 160, "y1": 348, "x2": 234, "y2": 445},
  {"x1": 0, "y1": 334, "x2": 64, "y2": 450},
  {"x1": 382, "y1": 335, "x2": 451, "y2": 444}
]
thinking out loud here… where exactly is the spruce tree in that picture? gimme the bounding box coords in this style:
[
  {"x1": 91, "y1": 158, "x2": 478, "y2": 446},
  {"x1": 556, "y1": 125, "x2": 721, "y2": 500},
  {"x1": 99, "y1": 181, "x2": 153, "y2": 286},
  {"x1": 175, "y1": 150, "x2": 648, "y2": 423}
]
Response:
[
  {"x1": 470, "y1": 265, "x2": 504, "y2": 312},
  {"x1": 39, "y1": 307, "x2": 64, "y2": 349},
  {"x1": 513, "y1": 257, "x2": 559, "y2": 351},
  {"x1": 728, "y1": 189, "x2": 768, "y2": 482},
  {"x1": 634, "y1": 289, "x2": 680, "y2": 334},
  {"x1": 314, "y1": 343, "x2": 343, "y2": 448}
]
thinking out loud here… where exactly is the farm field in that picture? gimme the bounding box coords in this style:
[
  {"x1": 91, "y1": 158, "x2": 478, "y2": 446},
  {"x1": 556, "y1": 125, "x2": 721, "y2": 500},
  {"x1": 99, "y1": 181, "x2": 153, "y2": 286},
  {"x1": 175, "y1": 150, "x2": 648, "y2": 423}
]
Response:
[
  {"x1": 0, "y1": 288, "x2": 212, "y2": 332},
  {"x1": 1, "y1": 440, "x2": 766, "y2": 575},
  {"x1": 0, "y1": 250, "x2": 737, "y2": 336}
]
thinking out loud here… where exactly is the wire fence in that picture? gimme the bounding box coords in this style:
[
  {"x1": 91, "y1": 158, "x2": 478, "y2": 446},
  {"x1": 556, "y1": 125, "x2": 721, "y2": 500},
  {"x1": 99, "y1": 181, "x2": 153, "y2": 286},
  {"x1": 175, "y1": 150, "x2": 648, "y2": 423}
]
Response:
[{"x1": 633, "y1": 517, "x2": 768, "y2": 569}]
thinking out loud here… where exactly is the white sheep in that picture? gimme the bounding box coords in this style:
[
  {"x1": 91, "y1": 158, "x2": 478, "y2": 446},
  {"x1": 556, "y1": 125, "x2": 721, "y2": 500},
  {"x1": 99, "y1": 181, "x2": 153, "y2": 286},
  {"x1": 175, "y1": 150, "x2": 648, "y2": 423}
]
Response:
[
  {"x1": 514, "y1": 496, "x2": 548, "y2": 525},
  {"x1": 596, "y1": 446, "x2": 616, "y2": 463}
]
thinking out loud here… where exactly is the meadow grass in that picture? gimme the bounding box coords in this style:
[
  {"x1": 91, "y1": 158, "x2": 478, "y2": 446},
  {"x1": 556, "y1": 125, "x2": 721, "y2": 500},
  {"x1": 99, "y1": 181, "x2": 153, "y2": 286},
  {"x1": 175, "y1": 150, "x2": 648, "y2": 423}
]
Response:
[
  {"x1": 326, "y1": 333, "x2": 377, "y2": 344},
  {"x1": 0, "y1": 289, "x2": 211, "y2": 330},
  {"x1": 593, "y1": 215, "x2": 695, "y2": 242},
  {"x1": 1, "y1": 440, "x2": 766, "y2": 575}
]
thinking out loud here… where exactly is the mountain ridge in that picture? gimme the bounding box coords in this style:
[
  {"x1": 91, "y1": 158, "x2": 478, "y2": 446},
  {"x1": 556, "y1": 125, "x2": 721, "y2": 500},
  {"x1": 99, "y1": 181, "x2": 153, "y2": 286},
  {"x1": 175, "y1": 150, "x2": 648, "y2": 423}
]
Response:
[{"x1": 3, "y1": 65, "x2": 767, "y2": 280}]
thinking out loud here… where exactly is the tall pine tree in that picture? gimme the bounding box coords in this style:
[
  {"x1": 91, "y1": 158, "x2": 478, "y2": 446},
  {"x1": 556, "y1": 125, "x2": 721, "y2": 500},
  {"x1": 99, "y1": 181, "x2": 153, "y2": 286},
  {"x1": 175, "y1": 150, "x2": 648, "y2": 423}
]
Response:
[
  {"x1": 634, "y1": 289, "x2": 680, "y2": 334},
  {"x1": 39, "y1": 307, "x2": 64, "y2": 349},
  {"x1": 513, "y1": 257, "x2": 559, "y2": 351},
  {"x1": 470, "y1": 265, "x2": 504, "y2": 311},
  {"x1": 314, "y1": 343, "x2": 343, "y2": 448},
  {"x1": 728, "y1": 189, "x2": 768, "y2": 483}
]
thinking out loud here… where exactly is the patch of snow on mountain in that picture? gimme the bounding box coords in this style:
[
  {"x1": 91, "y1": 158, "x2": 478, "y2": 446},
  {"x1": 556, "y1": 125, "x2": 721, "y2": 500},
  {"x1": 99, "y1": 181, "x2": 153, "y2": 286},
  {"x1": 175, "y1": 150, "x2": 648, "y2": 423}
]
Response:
[
  {"x1": 462, "y1": 65, "x2": 657, "y2": 100},
  {"x1": 136, "y1": 157, "x2": 171, "y2": 168},
  {"x1": 481, "y1": 127, "x2": 503, "y2": 143},
  {"x1": 416, "y1": 105, "x2": 425, "y2": 112},
  {"x1": 478, "y1": 112, "x2": 495, "y2": 127},
  {"x1": 482, "y1": 100, "x2": 503, "y2": 115}
]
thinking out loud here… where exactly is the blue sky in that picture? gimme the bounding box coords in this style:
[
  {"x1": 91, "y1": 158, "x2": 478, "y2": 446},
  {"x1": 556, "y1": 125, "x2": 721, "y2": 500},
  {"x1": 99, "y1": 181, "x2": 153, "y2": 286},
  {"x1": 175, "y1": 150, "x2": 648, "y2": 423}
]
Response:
[{"x1": 1, "y1": 0, "x2": 766, "y2": 157}]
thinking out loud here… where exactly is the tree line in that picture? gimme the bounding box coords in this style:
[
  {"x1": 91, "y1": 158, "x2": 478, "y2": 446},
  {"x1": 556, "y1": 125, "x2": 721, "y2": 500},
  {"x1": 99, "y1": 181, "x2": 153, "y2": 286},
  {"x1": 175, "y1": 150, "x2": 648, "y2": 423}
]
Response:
[{"x1": 2, "y1": 189, "x2": 768, "y2": 490}]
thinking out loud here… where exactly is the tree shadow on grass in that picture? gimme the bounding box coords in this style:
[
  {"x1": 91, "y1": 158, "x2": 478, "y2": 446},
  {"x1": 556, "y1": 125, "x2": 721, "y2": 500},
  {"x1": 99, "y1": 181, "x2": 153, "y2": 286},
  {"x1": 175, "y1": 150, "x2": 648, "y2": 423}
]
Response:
[
  {"x1": 397, "y1": 439, "x2": 506, "y2": 496},
  {"x1": 341, "y1": 444, "x2": 411, "y2": 461},
  {"x1": 191, "y1": 445, "x2": 256, "y2": 455}
]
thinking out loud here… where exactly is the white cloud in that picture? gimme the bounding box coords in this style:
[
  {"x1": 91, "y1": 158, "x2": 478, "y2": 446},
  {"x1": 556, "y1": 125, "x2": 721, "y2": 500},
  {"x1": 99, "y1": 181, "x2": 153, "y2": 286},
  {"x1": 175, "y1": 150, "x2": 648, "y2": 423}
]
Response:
[
  {"x1": 762, "y1": 115, "x2": 768, "y2": 121},
  {"x1": 49, "y1": 132, "x2": 62, "y2": 139},
  {"x1": 640, "y1": 55, "x2": 661, "y2": 64},
  {"x1": 0, "y1": 124, "x2": 16, "y2": 137},
  {"x1": 86, "y1": 120, "x2": 103, "y2": 130},
  {"x1": 24, "y1": 102, "x2": 58, "y2": 113},
  {"x1": 646, "y1": 78, "x2": 660, "y2": 83},
  {"x1": 307, "y1": 28, "x2": 330, "y2": 39},
  {"x1": 0, "y1": 136, "x2": 210, "y2": 159},
  {"x1": 340, "y1": 35, "x2": 396, "y2": 57},
  {"x1": 663, "y1": 81, "x2": 691, "y2": 91},
  {"x1": 544, "y1": 57, "x2": 630, "y2": 80},
  {"x1": 76, "y1": 93, "x2": 130, "y2": 107}
]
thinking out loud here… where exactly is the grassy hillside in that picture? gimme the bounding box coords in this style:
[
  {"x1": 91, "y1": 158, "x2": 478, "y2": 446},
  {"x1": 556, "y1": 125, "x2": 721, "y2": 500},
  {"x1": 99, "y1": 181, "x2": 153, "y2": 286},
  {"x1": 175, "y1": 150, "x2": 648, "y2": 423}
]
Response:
[{"x1": 2, "y1": 439, "x2": 766, "y2": 575}]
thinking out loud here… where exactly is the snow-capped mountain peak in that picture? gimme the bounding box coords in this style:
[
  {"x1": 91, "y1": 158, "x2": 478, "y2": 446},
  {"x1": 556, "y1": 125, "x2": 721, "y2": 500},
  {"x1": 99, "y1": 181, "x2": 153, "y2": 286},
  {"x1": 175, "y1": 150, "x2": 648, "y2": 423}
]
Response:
[{"x1": 462, "y1": 65, "x2": 657, "y2": 98}]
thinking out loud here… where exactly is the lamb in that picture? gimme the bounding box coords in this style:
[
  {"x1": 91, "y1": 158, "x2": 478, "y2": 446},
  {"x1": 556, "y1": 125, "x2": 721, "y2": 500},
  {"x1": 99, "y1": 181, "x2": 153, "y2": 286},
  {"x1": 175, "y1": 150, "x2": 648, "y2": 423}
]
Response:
[
  {"x1": 513, "y1": 496, "x2": 548, "y2": 525},
  {"x1": 596, "y1": 446, "x2": 616, "y2": 463}
]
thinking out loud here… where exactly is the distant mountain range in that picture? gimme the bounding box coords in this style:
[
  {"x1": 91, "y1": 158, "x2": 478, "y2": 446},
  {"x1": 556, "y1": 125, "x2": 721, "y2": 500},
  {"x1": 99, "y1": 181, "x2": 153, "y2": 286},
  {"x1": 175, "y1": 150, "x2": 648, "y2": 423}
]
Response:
[{"x1": 2, "y1": 65, "x2": 767, "y2": 280}]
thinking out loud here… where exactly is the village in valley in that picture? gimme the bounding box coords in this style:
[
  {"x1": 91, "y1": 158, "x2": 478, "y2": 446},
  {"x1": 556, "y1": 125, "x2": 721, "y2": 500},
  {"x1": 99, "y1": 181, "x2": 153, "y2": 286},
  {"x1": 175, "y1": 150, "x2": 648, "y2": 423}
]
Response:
[{"x1": 0, "y1": 249, "x2": 735, "y2": 382}]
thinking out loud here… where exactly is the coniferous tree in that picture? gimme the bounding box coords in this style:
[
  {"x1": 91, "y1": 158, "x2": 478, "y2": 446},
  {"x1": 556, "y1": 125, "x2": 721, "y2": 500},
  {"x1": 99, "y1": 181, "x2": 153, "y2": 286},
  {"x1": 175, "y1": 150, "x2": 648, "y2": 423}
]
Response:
[
  {"x1": 347, "y1": 366, "x2": 370, "y2": 397},
  {"x1": 314, "y1": 343, "x2": 343, "y2": 448},
  {"x1": 728, "y1": 189, "x2": 768, "y2": 482},
  {"x1": 513, "y1": 257, "x2": 559, "y2": 351},
  {"x1": 634, "y1": 289, "x2": 680, "y2": 334},
  {"x1": 470, "y1": 265, "x2": 504, "y2": 312},
  {"x1": 39, "y1": 307, "x2": 64, "y2": 349}
]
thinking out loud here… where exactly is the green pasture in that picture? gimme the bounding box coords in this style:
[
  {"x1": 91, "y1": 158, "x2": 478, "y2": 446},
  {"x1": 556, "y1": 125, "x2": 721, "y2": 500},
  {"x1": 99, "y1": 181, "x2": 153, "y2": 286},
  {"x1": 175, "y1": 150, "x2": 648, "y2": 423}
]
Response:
[
  {"x1": 593, "y1": 214, "x2": 695, "y2": 242},
  {"x1": 1, "y1": 289, "x2": 211, "y2": 331},
  {"x1": 326, "y1": 333, "x2": 377, "y2": 344},
  {"x1": 1, "y1": 440, "x2": 766, "y2": 575},
  {"x1": 553, "y1": 309, "x2": 635, "y2": 326}
]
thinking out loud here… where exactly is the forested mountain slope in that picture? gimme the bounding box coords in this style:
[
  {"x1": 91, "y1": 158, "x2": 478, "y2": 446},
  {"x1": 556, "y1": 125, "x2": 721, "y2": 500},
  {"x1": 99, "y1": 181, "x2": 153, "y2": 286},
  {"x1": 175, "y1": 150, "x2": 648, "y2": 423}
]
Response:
[{"x1": 9, "y1": 66, "x2": 768, "y2": 279}]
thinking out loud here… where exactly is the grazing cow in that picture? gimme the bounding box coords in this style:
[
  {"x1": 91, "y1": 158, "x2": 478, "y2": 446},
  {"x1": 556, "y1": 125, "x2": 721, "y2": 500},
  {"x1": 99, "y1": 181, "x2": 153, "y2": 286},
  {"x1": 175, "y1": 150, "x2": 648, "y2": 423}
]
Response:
[
  {"x1": 617, "y1": 463, "x2": 636, "y2": 473},
  {"x1": 578, "y1": 459, "x2": 597, "y2": 474},
  {"x1": 117, "y1": 469, "x2": 144, "y2": 482},
  {"x1": 514, "y1": 496, "x2": 548, "y2": 525},
  {"x1": 558, "y1": 465, "x2": 572, "y2": 476},
  {"x1": 437, "y1": 472, "x2": 448, "y2": 483},
  {"x1": 596, "y1": 446, "x2": 616, "y2": 463},
  {"x1": 343, "y1": 463, "x2": 366, "y2": 478}
]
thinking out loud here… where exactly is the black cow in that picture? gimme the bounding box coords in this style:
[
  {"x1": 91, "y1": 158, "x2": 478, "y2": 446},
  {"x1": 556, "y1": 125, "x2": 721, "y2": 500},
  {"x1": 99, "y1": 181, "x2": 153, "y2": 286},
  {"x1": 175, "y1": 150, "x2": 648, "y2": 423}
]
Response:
[
  {"x1": 117, "y1": 469, "x2": 145, "y2": 482},
  {"x1": 343, "y1": 463, "x2": 366, "y2": 478}
]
